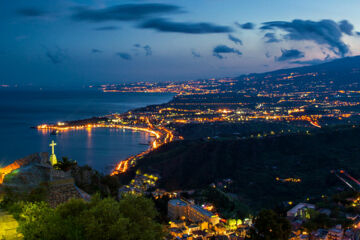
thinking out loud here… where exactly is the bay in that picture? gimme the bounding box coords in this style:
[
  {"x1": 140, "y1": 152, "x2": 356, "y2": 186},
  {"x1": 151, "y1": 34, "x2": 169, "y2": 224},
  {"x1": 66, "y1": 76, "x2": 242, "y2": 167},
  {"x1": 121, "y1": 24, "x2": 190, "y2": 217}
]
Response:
[{"x1": 0, "y1": 90, "x2": 174, "y2": 173}]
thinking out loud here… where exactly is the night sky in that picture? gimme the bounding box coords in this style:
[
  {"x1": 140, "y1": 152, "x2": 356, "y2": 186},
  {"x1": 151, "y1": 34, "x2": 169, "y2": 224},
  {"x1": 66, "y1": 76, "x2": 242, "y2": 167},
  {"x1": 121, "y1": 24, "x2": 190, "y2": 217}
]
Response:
[{"x1": 2, "y1": 0, "x2": 360, "y2": 87}]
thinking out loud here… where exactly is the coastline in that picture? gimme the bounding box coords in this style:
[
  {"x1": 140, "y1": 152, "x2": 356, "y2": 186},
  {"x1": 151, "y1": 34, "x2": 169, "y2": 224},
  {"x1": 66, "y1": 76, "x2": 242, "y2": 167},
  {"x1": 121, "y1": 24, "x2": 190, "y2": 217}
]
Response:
[
  {"x1": 0, "y1": 91, "x2": 176, "y2": 173},
  {"x1": 33, "y1": 92, "x2": 179, "y2": 176}
]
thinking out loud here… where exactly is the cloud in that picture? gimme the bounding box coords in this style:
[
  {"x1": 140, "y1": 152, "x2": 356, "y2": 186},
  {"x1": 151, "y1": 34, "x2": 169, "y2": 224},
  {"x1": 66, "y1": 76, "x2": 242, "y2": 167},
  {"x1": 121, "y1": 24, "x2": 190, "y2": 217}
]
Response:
[
  {"x1": 116, "y1": 52, "x2": 132, "y2": 60},
  {"x1": 91, "y1": 49, "x2": 102, "y2": 53},
  {"x1": 263, "y1": 32, "x2": 280, "y2": 43},
  {"x1": 213, "y1": 45, "x2": 242, "y2": 59},
  {"x1": 143, "y1": 45, "x2": 152, "y2": 56},
  {"x1": 275, "y1": 49, "x2": 305, "y2": 62},
  {"x1": 133, "y1": 44, "x2": 152, "y2": 56},
  {"x1": 228, "y1": 34, "x2": 243, "y2": 45},
  {"x1": 338, "y1": 20, "x2": 354, "y2": 35},
  {"x1": 94, "y1": 26, "x2": 119, "y2": 31},
  {"x1": 265, "y1": 51, "x2": 271, "y2": 58},
  {"x1": 139, "y1": 18, "x2": 233, "y2": 34},
  {"x1": 235, "y1": 22, "x2": 255, "y2": 30},
  {"x1": 290, "y1": 58, "x2": 331, "y2": 65},
  {"x1": 290, "y1": 54, "x2": 333, "y2": 65},
  {"x1": 16, "y1": 8, "x2": 47, "y2": 17},
  {"x1": 45, "y1": 47, "x2": 67, "y2": 64},
  {"x1": 191, "y1": 49, "x2": 201, "y2": 58},
  {"x1": 72, "y1": 4, "x2": 181, "y2": 22},
  {"x1": 261, "y1": 19, "x2": 352, "y2": 56},
  {"x1": 356, "y1": 32, "x2": 360, "y2": 36}
]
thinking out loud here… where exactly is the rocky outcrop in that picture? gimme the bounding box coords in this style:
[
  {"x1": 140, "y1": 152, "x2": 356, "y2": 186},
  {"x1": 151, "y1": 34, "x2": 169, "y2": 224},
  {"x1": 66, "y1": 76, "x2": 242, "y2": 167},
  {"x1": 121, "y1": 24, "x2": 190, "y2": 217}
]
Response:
[
  {"x1": 1, "y1": 153, "x2": 51, "y2": 191},
  {"x1": 1, "y1": 153, "x2": 91, "y2": 208}
]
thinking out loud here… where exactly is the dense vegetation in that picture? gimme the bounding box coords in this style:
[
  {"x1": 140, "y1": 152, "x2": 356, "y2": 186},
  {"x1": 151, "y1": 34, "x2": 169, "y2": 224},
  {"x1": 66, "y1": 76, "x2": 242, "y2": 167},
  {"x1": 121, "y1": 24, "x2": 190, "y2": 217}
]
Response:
[
  {"x1": 1, "y1": 193, "x2": 163, "y2": 240},
  {"x1": 248, "y1": 209, "x2": 291, "y2": 240},
  {"x1": 138, "y1": 125, "x2": 360, "y2": 209},
  {"x1": 175, "y1": 121, "x2": 304, "y2": 140}
]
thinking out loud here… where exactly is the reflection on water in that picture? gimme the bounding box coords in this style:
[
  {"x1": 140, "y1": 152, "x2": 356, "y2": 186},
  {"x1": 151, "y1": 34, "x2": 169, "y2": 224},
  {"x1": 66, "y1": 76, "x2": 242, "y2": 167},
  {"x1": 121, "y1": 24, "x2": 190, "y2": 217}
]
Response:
[
  {"x1": 0, "y1": 90, "x2": 174, "y2": 172},
  {"x1": 39, "y1": 128, "x2": 151, "y2": 173}
]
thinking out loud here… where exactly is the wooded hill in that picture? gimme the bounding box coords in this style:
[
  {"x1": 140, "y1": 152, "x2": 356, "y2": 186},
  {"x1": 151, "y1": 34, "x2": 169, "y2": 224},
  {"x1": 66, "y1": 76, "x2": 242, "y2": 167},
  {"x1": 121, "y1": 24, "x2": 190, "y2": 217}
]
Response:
[{"x1": 138, "y1": 125, "x2": 360, "y2": 209}]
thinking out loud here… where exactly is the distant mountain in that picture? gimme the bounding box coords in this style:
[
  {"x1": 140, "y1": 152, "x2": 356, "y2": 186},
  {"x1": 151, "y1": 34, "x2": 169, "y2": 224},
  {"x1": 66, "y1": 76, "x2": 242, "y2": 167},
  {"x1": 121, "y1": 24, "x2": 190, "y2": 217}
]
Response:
[
  {"x1": 244, "y1": 55, "x2": 360, "y2": 78},
  {"x1": 235, "y1": 56, "x2": 360, "y2": 91}
]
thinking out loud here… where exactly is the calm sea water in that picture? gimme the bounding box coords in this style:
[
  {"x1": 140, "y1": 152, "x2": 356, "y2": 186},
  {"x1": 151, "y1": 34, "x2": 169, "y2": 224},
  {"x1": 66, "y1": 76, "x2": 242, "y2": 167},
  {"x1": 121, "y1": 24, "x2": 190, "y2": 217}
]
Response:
[{"x1": 0, "y1": 90, "x2": 174, "y2": 172}]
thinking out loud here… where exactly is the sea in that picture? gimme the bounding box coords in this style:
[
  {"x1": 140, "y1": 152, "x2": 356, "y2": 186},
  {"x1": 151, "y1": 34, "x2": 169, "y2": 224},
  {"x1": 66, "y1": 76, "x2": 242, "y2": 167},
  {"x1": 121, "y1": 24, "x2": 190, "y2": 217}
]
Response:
[{"x1": 0, "y1": 89, "x2": 174, "y2": 173}]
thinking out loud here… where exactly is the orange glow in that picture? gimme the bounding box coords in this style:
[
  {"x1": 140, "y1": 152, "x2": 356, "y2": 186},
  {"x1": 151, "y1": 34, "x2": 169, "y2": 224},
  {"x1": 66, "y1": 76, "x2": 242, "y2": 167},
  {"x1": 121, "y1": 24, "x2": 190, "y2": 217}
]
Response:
[
  {"x1": 37, "y1": 118, "x2": 179, "y2": 176},
  {"x1": 0, "y1": 161, "x2": 21, "y2": 184}
]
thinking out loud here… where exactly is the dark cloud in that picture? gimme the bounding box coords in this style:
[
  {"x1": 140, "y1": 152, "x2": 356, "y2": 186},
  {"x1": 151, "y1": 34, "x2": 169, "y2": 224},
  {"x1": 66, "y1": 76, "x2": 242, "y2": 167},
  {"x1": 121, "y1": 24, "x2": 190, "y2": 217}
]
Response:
[
  {"x1": 228, "y1": 34, "x2": 243, "y2": 45},
  {"x1": 261, "y1": 19, "x2": 351, "y2": 56},
  {"x1": 45, "y1": 47, "x2": 67, "y2": 64},
  {"x1": 93, "y1": 26, "x2": 119, "y2": 31},
  {"x1": 133, "y1": 44, "x2": 152, "y2": 56},
  {"x1": 275, "y1": 49, "x2": 305, "y2": 62},
  {"x1": 338, "y1": 20, "x2": 354, "y2": 35},
  {"x1": 91, "y1": 49, "x2": 102, "y2": 53},
  {"x1": 16, "y1": 8, "x2": 46, "y2": 17},
  {"x1": 213, "y1": 45, "x2": 242, "y2": 59},
  {"x1": 235, "y1": 22, "x2": 255, "y2": 30},
  {"x1": 139, "y1": 18, "x2": 233, "y2": 34},
  {"x1": 357, "y1": 32, "x2": 360, "y2": 36},
  {"x1": 72, "y1": 4, "x2": 181, "y2": 22},
  {"x1": 191, "y1": 49, "x2": 201, "y2": 58},
  {"x1": 265, "y1": 51, "x2": 271, "y2": 58},
  {"x1": 116, "y1": 52, "x2": 132, "y2": 60},
  {"x1": 263, "y1": 32, "x2": 280, "y2": 43}
]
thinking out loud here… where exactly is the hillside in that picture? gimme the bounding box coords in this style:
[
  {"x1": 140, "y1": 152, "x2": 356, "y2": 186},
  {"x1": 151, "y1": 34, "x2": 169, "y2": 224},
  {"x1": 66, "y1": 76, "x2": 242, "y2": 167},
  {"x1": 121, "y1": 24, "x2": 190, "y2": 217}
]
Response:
[
  {"x1": 245, "y1": 56, "x2": 360, "y2": 77},
  {"x1": 138, "y1": 125, "x2": 360, "y2": 209},
  {"x1": 235, "y1": 55, "x2": 360, "y2": 92}
]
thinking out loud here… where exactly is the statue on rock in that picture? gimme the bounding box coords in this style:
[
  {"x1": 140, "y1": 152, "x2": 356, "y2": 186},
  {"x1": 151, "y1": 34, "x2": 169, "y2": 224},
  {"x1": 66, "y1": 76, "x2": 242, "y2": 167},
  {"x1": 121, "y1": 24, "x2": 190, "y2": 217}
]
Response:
[{"x1": 49, "y1": 140, "x2": 57, "y2": 166}]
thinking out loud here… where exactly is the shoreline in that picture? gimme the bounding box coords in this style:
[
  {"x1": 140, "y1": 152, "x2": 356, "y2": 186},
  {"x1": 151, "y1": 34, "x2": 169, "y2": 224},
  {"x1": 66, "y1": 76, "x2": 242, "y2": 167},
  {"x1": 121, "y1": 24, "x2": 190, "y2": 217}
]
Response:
[
  {"x1": 36, "y1": 114, "x2": 178, "y2": 175},
  {"x1": 33, "y1": 92, "x2": 179, "y2": 175},
  {"x1": 0, "y1": 91, "x2": 178, "y2": 179}
]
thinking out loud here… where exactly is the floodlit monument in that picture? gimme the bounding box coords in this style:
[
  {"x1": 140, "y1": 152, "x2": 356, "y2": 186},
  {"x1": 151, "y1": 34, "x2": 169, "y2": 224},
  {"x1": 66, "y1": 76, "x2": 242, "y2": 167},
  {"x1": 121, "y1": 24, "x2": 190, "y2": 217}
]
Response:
[{"x1": 49, "y1": 140, "x2": 57, "y2": 166}]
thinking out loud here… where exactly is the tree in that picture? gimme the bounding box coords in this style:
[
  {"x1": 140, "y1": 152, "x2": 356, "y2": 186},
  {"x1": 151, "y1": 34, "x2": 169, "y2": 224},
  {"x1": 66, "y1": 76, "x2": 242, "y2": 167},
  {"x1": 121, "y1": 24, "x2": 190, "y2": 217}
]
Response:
[
  {"x1": 302, "y1": 209, "x2": 331, "y2": 232},
  {"x1": 248, "y1": 209, "x2": 291, "y2": 240},
  {"x1": 54, "y1": 157, "x2": 77, "y2": 172},
  {"x1": 17, "y1": 194, "x2": 164, "y2": 240}
]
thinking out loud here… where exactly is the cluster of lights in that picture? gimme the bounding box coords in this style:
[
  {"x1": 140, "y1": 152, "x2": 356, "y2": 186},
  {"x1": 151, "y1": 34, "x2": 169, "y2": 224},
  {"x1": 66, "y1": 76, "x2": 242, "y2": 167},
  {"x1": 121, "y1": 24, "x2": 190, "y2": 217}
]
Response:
[{"x1": 37, "y1": 117, "x2": 176, "y2": 176}]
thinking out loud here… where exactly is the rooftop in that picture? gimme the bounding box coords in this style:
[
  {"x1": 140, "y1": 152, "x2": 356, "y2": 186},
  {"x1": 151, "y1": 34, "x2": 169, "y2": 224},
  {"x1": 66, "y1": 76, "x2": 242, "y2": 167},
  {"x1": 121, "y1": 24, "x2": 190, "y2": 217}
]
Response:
[
  {"x1": 287, "y1": 203, "x2": 315, "y2": 215},
  {"x1": 169, "y1": 199, "x2": 188, "y2": 207},
  {"x1": 191, "y1": 205, "x2": 215, "y2": 218}
]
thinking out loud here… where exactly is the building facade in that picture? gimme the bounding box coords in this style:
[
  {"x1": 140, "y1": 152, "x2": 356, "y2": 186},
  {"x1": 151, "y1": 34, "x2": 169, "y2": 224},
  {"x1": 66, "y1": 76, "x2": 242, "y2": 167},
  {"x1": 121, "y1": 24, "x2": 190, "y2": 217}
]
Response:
[{"x1": 168, "y1": 199, "x2": 220, "y2": 225}]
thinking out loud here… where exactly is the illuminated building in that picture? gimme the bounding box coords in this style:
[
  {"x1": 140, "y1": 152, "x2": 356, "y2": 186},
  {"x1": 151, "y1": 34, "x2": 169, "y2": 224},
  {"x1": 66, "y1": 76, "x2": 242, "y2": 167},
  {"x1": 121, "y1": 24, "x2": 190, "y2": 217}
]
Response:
[
  {"x1": 168, "y1": 199, "x2": 188, "y2": 220},
  {"x1": 326, "y1": 225, "x2": 343, "y2": 240},
  {"x1": 168, "y1": 199, "x2": 220, "y2": 225},
  {"x1": 287, "y1": 203, "x2": 315, "y2": 219}
]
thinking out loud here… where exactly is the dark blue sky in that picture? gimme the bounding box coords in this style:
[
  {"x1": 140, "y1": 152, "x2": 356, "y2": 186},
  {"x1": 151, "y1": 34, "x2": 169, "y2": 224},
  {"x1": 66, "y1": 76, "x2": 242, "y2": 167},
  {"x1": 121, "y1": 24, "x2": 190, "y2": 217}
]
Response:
[{"x1": 1, "y1": 0, "x2": 360, "y2": 87}]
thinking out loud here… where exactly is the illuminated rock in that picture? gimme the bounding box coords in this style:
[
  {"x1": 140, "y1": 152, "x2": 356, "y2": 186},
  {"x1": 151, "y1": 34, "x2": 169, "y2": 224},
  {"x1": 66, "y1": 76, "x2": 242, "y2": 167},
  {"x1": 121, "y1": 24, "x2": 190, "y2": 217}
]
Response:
[{"x1": 1, "y1": 153, "x2": 51, "y2": 191}]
